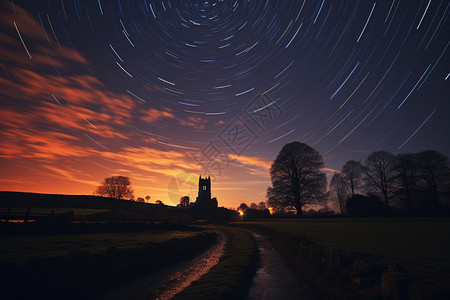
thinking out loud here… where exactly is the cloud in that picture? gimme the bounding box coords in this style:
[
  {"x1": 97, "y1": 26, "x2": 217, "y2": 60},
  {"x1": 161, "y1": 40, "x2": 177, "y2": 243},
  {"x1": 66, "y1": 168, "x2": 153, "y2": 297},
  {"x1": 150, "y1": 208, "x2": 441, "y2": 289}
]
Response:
[
  {"x1": 42, "y1": 165, "x2": 100, "y2": 187},
  {"x1": 179, "y1": 116, "x2": 208, "y2": 130},
  {"x1": 0, "y1": 2, "x2": 87, "y2": 70},
  {"x1": 141, "y1": 108, "x2": 175, "y2": 123},
  {"x1": 1, "y1": 2, "x2": 51, "y2": 40},
  {"x1": 322, "y1": 167, "x2": 341, "y2": 174},
  {"x1": 0, "y1": 0, "x2": 153, "y2": 164},
  {"x1": 101, "y1": 146, "x2": 200, "y2": 177},
  {"x1": 0, "y1": 2, "x2": 153, "y2": 188},
  {"x1": 229, "y1": 154, "x2": 272, "y2": 170}
]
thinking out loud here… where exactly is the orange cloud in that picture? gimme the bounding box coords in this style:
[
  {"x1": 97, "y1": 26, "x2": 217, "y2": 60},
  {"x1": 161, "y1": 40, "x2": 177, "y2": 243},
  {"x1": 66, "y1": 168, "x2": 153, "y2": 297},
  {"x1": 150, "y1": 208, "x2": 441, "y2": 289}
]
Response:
[
  {"x1": 141, "y1": 108, "x2": 175, "y2": 123},
  {"x1": 179, "y1": 116, "x2": 207, "y2": 130},
  {"x1": 101, "y1": 146, "x2": 200, "y2": 177},
  {"x1": 0, "y1": 1, "x2": 147, "y2": 188},
  {"x1": 229, "y1": 154, "x2": 272, "y2": 170},
  {"x1": 322, "y1": 167, "x2": 341, "y2": 174},
  {"x1": 43, "y1": 165, "x2": 100, "y2": 187}
]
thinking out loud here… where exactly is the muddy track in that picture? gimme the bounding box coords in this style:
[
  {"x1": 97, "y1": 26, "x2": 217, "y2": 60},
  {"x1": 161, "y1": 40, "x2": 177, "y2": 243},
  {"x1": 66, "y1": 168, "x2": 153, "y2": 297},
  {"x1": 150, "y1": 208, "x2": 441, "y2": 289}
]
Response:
[
  {"x1": 247, "y1": 232, "x2": 316, "y2": 300},
  {"x1": 96, "y1": 231, "x2": 227, "y2": 300}
]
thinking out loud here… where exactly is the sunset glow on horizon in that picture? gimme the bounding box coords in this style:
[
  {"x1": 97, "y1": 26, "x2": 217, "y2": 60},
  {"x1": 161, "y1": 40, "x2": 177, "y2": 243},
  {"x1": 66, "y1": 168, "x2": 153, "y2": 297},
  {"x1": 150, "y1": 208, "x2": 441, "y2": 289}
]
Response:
[{"x1": 1, "y1": 1, "x2": 448, "y2": 209}]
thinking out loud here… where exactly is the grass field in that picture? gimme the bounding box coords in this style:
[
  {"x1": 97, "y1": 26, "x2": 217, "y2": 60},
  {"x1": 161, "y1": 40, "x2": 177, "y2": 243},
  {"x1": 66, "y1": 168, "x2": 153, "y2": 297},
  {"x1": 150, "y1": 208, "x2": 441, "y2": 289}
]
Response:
[
  {"x1": 0, "y1": 207, "x2": 110, "y2": 216},
  {"x1": 0, "y1": 230, "x2": 199, "y2": 264},
  {"x1": 237, "y1": 218, "x2": 450, "y2": 286}
]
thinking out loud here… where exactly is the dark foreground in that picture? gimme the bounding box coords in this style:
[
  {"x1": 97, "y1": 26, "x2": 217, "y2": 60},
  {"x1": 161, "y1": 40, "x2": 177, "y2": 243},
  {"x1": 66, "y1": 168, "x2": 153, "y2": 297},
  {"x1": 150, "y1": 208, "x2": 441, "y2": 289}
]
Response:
[{"x1": 2, "y1": 218, "x2": 449, "y2": 299}]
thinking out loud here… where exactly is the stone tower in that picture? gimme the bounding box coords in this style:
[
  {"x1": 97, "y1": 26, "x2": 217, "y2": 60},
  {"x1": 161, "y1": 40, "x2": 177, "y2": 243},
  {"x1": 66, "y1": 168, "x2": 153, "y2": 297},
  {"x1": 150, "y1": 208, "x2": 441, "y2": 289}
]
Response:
[
  {"x1": 198, "y1": 175, "x2": 211, "y2": 200},
  {"x1": 195, "y1": 175, "x2": 218, "y2": 209}
]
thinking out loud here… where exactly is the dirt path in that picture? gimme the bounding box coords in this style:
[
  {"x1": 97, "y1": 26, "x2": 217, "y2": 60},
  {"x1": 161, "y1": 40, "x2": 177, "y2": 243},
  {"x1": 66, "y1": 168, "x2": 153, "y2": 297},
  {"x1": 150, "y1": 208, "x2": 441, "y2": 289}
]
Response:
[
  {"x1": 96, "y1": 231, "x2": 227, "y2": 300},
  {"x1": 247, "y1": 232, "x2": 316, "y2": 300}
]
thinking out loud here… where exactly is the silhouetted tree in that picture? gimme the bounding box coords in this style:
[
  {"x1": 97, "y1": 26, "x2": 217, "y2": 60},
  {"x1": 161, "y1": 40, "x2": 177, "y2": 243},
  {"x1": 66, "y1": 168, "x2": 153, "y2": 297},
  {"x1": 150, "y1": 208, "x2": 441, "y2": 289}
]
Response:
[
  {"x1": 94, "y1": 176, "x2": 134, "y2": 221},
  {"x1": 95, "y1": 176, "x2": 134, "y2": 200},
  {"x1": 179, "y1": 196, "x2": 190, "y2": 207},
  {"x1": 145, "y1": 195, "x2": 151, "y2": 203},
  {"x1": 341, "y1": 160, "x2": 364, "y2": 197},
  {"x1": 258, "y1": 201, "x2": 266, "y2": 210},
  {"x1": 238, "y1": 203, "x2": 249, "y2": 213},
  {"x1": 394, "y1": 153, "x2": 419, "y2": 211},
  {"x1": 136, "y1": 197, "x2": 145, "y2": 203},
  {"x1": 364, "y1": 151, "x2": 396, "y2": 207},
  {"x1": 416, "y1": 150, "x2": 450, "y2": 209},
  {"x1": 329, "y1": 172, "x2": 350, "y2": 214},
  {"x1": 267, "y1": 142, "x2": 327, "y2": 216},
  {"x1": 237, "y1": 202, "x2": 269, "y2": 218},
  {"x1": 155, "y1": 200, "x2": 164, "y2": 205}
]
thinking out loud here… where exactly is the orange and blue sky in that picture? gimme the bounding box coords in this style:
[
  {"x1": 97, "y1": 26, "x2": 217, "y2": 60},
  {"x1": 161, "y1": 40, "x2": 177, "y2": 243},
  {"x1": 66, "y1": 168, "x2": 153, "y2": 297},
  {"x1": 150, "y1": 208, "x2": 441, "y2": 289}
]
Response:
[{"x1": 1, "y1": 1, "x2": 448, "y2": 208}]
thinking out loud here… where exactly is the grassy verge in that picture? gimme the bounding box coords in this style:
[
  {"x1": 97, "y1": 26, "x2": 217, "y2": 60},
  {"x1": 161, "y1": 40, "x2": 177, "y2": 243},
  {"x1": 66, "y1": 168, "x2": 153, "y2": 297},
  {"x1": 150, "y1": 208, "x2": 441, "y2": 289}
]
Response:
[
  {"x1": 236, "y1": 218, "x2": 450, "y2": 299},
  {"x1": 0, "y1": 230, "x2": 199, "y2": 264},
  {"x1": 0, "y1": 230, "x2": 216, "y2": 299},
  {"x1": 171, "y1": 227, "x2": 258, "y2": 300}
]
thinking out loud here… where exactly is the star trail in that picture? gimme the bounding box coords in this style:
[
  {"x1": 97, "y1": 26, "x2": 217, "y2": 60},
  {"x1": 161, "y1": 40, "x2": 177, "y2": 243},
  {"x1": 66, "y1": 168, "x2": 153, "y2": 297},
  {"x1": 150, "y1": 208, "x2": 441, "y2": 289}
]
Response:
[{"x1": 0, "y1": 0, "x2": 448, "y2": 207}]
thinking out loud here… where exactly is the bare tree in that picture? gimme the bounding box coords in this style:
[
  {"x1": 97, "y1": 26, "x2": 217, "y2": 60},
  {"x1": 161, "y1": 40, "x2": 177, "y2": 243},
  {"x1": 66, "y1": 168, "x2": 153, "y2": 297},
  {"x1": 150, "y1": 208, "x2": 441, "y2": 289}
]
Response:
[
  {"x1": 95, "y1": 176, "x2": 134, "y2": 200},
  {"x1": 329, "y1": 172, "x2": 350, "y2": 214},
  {"x1": 364, "y1": 151, "x2": 396, "y2": 207},
  {"x1": 94, "y1": 176, "x2": 134, "y2": 221},
  {"x1": 394, "y1": 153, "x2": 419, "y2": 211},
  {"x1": 267, "y1": 142, "x2": 327, "y2": 216},
  {"x1": 416, "y1": 150, "x2": 450, "y2": 208},
  {"x1": 341, "y1": 160, "x2": 364, "y2": 197}
]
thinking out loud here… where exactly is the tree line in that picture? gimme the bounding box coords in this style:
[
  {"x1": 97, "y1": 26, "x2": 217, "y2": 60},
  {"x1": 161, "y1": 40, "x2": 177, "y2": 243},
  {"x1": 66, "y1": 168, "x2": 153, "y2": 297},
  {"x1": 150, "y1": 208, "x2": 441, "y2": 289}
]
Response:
[
  {"x1": 330, "y1": 150, "x2": 450, "y2": 216},
  {"x1": 267, "y1": 142, "x2": 450, "y2": 217}
]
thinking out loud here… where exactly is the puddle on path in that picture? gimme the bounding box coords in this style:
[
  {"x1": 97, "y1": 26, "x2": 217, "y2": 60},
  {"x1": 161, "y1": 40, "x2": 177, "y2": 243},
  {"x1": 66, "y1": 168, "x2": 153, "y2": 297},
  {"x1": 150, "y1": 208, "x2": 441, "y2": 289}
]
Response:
[
  {"x1": 247, "y1": 232, "x2": 316, "y2": 300},
  {"x1": 96, "y1": 231, "x2": 226, "y2": 300}
]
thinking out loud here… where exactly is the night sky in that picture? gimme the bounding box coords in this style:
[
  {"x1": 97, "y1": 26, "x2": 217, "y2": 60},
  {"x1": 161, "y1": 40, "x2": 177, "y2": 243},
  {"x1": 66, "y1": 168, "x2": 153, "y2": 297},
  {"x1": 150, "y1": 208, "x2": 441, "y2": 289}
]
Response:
[{"x1": 0, "y1": 0, "x2": 449, "y2": 208}]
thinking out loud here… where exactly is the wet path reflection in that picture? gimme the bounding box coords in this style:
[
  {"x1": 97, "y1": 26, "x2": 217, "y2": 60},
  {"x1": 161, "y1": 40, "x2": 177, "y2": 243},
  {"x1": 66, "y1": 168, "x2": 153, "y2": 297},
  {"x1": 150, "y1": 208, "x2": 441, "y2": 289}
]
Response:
[
  {"x1": 97, "y1": 231, "x2": 226, "y2": 300},
  {"x1": 247, "y1": 232, "x2": 316, "y2": 300}
]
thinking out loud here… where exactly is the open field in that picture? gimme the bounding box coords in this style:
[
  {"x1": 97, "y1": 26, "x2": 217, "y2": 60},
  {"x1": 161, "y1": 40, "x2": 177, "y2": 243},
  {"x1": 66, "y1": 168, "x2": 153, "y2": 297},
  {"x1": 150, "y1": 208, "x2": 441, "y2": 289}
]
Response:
[
  {"x1": 0, "y1": 191, "x2": 112, "y2": 209},
  {"x1": 0, "y1": 207, "x2": 110, "y2": 215},
  {"x1": 1, "y1": 229, "x2": 216, "y2": 299},
  {"x1": 0, "y1": 191, "x2": 233, "y2": 222},
  {"x1": 237, "y1": 218, "x2": 450, "y2": 290},
  {"x1": 0, "y1": 230, "x2": 199, "y2": 264}
]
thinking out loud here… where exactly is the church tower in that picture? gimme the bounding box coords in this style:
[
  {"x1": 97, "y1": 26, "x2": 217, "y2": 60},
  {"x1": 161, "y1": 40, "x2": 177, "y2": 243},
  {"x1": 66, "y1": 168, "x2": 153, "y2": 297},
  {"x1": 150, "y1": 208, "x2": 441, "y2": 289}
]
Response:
[
  {"x1": 198, "y1": 175, "x2": 211, "y2": 200},
  {"x1": 195, "y1": 175, "x2": 218, "y2": 209}
]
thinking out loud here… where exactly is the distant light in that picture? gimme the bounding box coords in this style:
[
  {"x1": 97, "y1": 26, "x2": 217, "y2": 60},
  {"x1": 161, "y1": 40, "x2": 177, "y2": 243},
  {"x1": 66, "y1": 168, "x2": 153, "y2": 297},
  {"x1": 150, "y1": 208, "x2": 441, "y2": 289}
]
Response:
[{"x1": 239, "y1": 211, "x2": 244, "y2": 216}]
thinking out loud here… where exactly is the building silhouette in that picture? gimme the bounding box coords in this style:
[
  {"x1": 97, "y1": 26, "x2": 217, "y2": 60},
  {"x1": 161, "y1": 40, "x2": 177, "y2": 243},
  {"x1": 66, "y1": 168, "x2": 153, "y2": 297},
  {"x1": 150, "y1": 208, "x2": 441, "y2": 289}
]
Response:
[{"x1": 195, "y1": 176, "x2": 218, "y2": 210}]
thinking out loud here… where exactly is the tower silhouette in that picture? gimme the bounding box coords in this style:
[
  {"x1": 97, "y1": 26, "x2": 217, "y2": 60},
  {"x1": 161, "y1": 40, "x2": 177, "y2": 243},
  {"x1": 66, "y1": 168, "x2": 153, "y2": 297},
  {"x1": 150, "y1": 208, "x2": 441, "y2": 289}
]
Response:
[
  {"x1": 198, "y1": 175, "x2": 211, "y2": 200},
  {"x1": 195, "y1": 175, "x2": 218, "y2": 209}
]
